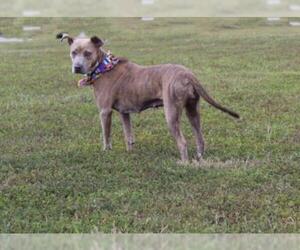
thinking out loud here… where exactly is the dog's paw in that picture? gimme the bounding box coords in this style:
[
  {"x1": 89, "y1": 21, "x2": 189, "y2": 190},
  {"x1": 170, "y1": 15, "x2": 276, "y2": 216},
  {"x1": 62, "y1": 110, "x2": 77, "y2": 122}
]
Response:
[
  {"x1": 176, "y1": 160, "x2": 190, "y2": 166},
  {"x1": 103, "y1": 144, "x2": 112, "y2": 151},
  {"x1": 191, "y1": 159, "x2": 202, "y2": 167}
]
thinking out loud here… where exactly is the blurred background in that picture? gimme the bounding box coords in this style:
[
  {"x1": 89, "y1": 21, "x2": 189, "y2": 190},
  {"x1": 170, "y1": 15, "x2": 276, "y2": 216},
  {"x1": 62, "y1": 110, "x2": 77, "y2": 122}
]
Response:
[{"x1": 1, "y1": 0, "x2": 300, "y2": 17}]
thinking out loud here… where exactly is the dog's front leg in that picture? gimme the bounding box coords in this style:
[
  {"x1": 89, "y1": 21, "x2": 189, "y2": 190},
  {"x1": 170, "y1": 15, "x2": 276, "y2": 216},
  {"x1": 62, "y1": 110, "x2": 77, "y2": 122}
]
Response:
[
  {"x1": 120, "y1": 113, "x2": 135, "y2": 151},
  {"x1": 100, "y1": 108, "x2": 113, "y2": 150}
]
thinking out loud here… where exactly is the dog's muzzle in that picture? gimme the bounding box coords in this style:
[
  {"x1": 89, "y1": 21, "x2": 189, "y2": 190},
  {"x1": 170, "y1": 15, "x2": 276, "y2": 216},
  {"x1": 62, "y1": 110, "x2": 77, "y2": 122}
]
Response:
[{"x1": 74, "y1": 66, "x2": 83, "y2": 74}]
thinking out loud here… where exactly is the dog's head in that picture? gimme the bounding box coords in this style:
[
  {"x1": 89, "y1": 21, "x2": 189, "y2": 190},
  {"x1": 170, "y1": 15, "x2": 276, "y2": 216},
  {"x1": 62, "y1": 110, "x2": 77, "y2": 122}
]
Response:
[{"x1": 56, "y1": 32, "x2": 104, "y2": 74}]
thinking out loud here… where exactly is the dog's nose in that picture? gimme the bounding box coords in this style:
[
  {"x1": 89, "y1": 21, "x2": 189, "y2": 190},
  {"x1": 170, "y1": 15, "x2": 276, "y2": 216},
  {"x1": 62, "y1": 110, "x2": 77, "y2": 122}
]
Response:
[{"x1": 74, "y1": 66, "x2": 82, "y2": 74}]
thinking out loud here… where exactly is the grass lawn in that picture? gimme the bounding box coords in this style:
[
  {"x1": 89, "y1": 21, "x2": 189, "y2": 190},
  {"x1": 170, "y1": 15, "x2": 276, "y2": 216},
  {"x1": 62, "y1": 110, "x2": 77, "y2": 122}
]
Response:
[{"x1": 0, "y1": 18, "x2": 299, "y2": 233}]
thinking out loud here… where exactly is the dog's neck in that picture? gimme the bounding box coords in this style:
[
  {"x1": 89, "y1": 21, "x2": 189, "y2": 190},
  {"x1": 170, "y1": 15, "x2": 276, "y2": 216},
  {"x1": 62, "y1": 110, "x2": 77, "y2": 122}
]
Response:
[
  {"x1": 89, "y1": 51, "x2": 118, "y2": 76},
  {"x1": 88, "y1": 50, "x2": 106, "y2": 75},
  {"x1": 78, "y1": 50, "x2": 120, "y2": 87}
]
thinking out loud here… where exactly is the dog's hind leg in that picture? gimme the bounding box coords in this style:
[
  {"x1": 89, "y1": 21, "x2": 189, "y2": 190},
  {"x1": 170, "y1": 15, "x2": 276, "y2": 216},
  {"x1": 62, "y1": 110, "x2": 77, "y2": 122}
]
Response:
[
  {"x1": 185, "y1": 99, "x2": 205, "y2": 160},
  {"x1": 120, "y1": 113, "x2": 135, "y2": 151},
  {"x1": 164, "y1": 102, "x2": 188, "y2": 163},
  {"x1": 100, "y1": 108, "x2": 113, "y2": 150}
]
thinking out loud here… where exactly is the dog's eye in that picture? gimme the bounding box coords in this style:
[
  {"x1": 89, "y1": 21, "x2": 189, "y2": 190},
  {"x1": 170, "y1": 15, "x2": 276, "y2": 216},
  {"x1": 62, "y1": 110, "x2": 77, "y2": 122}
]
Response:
[
  {"x1": 84, "y1": 51, "x2": 92, "y2": 58},
  {"x1": 71, "y1": 51, "x2": 77, "y2": 57}
]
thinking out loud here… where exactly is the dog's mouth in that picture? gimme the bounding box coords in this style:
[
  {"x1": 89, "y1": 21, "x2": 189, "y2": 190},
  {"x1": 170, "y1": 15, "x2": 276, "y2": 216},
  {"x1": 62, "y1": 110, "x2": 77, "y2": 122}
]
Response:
[
  {"x1": 73, "y1": 68, "x2": 84, "y2": 74},
  {"x1": 73, "y1": 65, "x2": 89, "y2": 74}
]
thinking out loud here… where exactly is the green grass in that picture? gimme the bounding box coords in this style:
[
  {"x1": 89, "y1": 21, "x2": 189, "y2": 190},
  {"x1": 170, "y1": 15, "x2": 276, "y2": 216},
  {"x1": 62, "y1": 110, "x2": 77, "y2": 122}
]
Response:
[{"x1": 0, "y1": 18, "x2": 299, "y2": 233}]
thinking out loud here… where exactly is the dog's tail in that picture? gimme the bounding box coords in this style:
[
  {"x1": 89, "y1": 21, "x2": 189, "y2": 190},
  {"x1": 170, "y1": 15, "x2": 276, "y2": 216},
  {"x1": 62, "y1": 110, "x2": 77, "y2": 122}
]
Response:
[{"x1": 193, "y1": 82, "x2": 240, "y2": 119}]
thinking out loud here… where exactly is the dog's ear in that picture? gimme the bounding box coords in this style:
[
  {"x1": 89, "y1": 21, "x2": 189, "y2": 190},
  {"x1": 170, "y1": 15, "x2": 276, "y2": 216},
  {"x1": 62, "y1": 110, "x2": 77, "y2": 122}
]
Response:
[
  {"x1": 56, "y1": 32, "x2": 74, "y2": 45},
  {"x1": 90, "y1": 36, "x2": 104, "y2": 48}
]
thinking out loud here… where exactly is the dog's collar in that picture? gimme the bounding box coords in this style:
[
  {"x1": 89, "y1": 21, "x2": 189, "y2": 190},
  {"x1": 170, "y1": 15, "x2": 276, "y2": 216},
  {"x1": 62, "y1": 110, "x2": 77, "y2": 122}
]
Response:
[{"x1": 78, "y1": 51, "x2": 119, "y2": 87}]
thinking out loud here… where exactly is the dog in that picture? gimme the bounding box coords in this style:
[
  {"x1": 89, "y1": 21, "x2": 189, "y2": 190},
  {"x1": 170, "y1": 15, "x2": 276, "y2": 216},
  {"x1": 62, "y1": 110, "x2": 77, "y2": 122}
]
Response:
[{"x1": 56, "y1": 32, "x2": 240, "y2": 163}]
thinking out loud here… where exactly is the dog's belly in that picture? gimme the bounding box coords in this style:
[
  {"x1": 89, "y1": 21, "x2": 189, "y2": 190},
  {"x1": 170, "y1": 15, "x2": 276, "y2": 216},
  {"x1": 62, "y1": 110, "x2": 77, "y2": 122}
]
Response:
[
  {"x1": 140, "y1": 98, "x2": 164, "y2": 111},
  {"x1": 113, "y1": 98, "x2": 163, "y2": 114}
]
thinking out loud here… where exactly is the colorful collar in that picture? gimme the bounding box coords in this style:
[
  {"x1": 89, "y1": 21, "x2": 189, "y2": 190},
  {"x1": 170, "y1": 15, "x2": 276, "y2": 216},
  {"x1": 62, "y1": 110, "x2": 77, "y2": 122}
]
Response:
[{"x1": 78, "y1": 51, "x2": 119, "y2": 87}]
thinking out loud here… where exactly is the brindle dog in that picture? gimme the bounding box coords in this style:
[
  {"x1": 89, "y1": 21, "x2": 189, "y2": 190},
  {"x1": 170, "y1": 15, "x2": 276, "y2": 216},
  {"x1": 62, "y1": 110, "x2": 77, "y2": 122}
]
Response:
[{"x1": 57, "y1": 33, "x2": 240, "y2": 163}]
